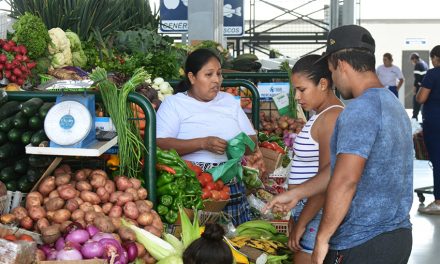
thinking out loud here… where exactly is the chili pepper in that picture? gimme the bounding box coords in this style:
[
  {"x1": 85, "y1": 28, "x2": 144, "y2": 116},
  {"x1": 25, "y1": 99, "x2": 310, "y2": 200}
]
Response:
[
  {"x1": 165, "y1": 209, "x2": 178, "y2": 224},
  {"x1": 175, "y1": 177, "x2": 187, "y2": 190},
  {"x1": 157, "y1": 182, "x2": 179, "y2": 196},
  {"x1": 183, "y1": 198, "x2": 193, "y2": 208},
  {"x1": 169, "y1": 165, "x2": 184, "y2": 177},
  {"x1": 157, "y1": 204, "x2": 169, "y2": 216},
  {"x1": 169, "y1": 149, "x2": 188, "y2": 168},
  {"x1": 194, "y1": 198, "x2": 204, "y2": 210},
  {"x1": 172, "y1": 196, "x2": 183, "y2": 210},
  {"x1": 271, "y1": 142, "x2": 286, "y2": 154},
  {"x1": 260, "y1": 141, "x2": 276, "y2": 150},
  {"x1": 184, "y1": 169, "x2": 196, "y2": 179},
  {"x1": 160, "y1": 195, "x2": 173, "y2": 207},
  {"x1": 157, "y1": 172, "x2": 174, "y2": 187},
  {"x1": 157, "y1": 148, "x2": 176, "y2": 160},
  {"x1": 156, "y1": 164, "x2": 176, "y2": 174}
]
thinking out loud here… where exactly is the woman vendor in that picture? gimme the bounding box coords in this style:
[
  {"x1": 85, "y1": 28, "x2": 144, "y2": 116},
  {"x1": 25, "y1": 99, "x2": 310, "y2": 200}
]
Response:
[{"x1": 156, "y1": 48, "x2": 264, "y2": 225}]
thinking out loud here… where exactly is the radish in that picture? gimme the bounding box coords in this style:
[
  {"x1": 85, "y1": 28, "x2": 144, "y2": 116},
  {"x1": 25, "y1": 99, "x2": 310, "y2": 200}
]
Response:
[
  {"x1": 2, "y1": 44, "x2": 11, "y2": 51},
  {"x1": 10, "y1": 75, "x2": 17, "y2": 82},
  {"x1": 4, "y1": 70, "x2": 11, "y2": 79},
  {"x1": 7, "y1": 40, "x2": 16, "y2": 47},
  {"x1": 0, "y1": 54, "x2": 7, "y2": 63},
  {"x1": 5, "y1": 63, "x2": 12, "y2": 70},
  {"x1": 20, "y1": 65, "x2": 26, "y2": 72},
  {"x1": 13, "y1": 68, "x2": 22, "y2": 77},
  {"x1": 27, "y1": 62, "x2": 36, "y2": 69},
  {"x1": 16, "y1": 78, "x2": 24, "y2": 85}
]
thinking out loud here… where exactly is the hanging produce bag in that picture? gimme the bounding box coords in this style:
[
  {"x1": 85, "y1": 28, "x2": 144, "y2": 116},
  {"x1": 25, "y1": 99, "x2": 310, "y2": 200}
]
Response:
[{"x1": 208, "y1": 132, "x2": 255, "y2": 183}]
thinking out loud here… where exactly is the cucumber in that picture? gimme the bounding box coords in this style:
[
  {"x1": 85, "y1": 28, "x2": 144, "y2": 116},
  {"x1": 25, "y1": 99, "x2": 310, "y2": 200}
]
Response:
[
  {"x1": 28, "y1": 155, "x2": 52, "y2": 168},
  {"x1": 0, "y1": 115, "x2": 15, "y2": 132},
  {"x1": 0, "y1": 101, "x2": 21, "y2": 120},
  {"x1": 27, "y1": 167, "x2": 44, "y2": 181},
  {"x1": 5, "y1": 180, "x2": 18, "y2": 191},
  {"x1": 17, "y1": 177, "x2": 33, "y2": 192},
  {"x1": 38, "y1": 102, "x2": 54, "y2": 119},
  {"x1": 20, "y1": 98, "x2": 44, "y2": 117},
  {"x1": 7, "y1": 128, "x2": 25, "y2": 143},
  {"x1": 14, "y1": 158, "x2": 29, "y2": 174},
  {"x1": 21, "y1": 131, "x2": 33, "y2": 145},
  {"x1": 0, "y1": 166, "x2": 15, "y2": 182},
  {"x1": 0, "y1": 131, "x2": 6, "y2": 145},
  {"x1": 0, "y1": 142, "x2": 24, "y2": 159},
  {"x1": 13, "y1": 111, "x2": 28, "y2": 129},
  {"x1": 30, "y1": 129, "x2": 48, "y2": 146},
  {"x1": 28, "y1": 116, "x2": 43, "y2": 130}
]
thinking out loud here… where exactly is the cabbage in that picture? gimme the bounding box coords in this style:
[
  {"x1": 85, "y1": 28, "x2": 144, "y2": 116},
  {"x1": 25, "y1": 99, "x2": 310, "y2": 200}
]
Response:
[
  {"x1": 48, "y1": 27, "x2": 70, "y2": 54},
  {"x1": 51, "y1": 53, "x2": 66, "y2": 68},
  {"x1": 66, "y1": 31, "x2": 82, "y2": 52},
  {"x1": 72, "y1": 50, "x2": 87, "y2": 67}
]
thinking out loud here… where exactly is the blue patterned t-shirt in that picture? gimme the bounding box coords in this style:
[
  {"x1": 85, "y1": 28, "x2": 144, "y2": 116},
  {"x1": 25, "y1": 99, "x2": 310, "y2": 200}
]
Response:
[{"x1": 329, "y1": 88, "x2": 413, "y2": 250}]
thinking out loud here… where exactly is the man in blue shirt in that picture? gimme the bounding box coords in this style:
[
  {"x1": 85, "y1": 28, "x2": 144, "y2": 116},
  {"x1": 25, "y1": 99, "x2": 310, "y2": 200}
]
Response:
[{"x1": 410, "y1": 52, "x2": 428, "y2": 120}]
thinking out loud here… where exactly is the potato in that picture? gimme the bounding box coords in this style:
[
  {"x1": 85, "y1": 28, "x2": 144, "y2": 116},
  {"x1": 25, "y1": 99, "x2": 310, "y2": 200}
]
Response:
[
  {"x1": 83, "y1": 168, "x2": 93, "y2": 178},
  {"x1": 55, "y1": 173, "x2": 71, "y2": 186},
  {"x1": 45, "y1": 197, "x2": 65, "y2": 211},
  {"x1": 74, "y1": 169, "x2": 87, "y2": 181},
  {"x1": 136, "y1": 200, "x2": 152, "y2": 214},
  {"x1": 116, "y1": 192, "x2": 134, "y2": 206},
  {"x1": 85, "y1": 211, "x2": 97, "y2": 224},
  {"x1": 26, "y1": 192, "x2": 43, "y2": 209},
  {"x1": 0, "y1": 214, "x2": 16, "y2": 224},
  {"x1": 41, "y1": 225, "x2": 61, "y2": 244},
  {"x1": 71, "y1": 209, "x2": 85, "y2": 221},
  {"x1": 36, "y1": 218, "x2": 50, "y2": 232},
  {"x1": 59, "y1": 164, "x2": 72, "y2": 174},
  {"x1": 125, "y1": 188, "x2": 139, "y2": 201},
  {"x1": 104, "y1": 180, "x2": 116, "y2": 194},
  {"x1": 46, "y1": 211, "x2": 55, "y2": 221},
  {"x1": 93, "y1": 205, "x2": 103, "y2": 213},
  {"x1": 28, "y1": 206, "x2": 46, "y2": 221},
  {"x1": 20, "y1": 216, "x2": 33, "y2": 230},
  {"x1": 142, "y1": 252, "x2": 157, "y2": 264},
  {"x1": 58, "y1": 185, "x2": 77, "y2": 200},
  {"x1": 54, "y1": 167, "x2": 67, "y2": 176},
  {"x1": 38, "y1": 176, "x2": 56, "y2": 196},
  {"x1": 80, "y1": 191, "x2": 101, "y2": 205},
  {"x1": 12, "y1": 206, "x2": 28, "y2": 221},
  {"x1": 80, "y1": 202, "x2": 94, "y2": 212},
  {"x1": 144, "y1": 225, "x2": 161, "y2": 237},
  {"x1": 115, "y1": 176, "x2": 133, "y2": 191},
  {"x1": 76, "y1": 181, "x2": 92, "y2": 192},
  {"x1": 135, "y1": 242, "x2": 147, "y2": 258},
  {"x1": 108, "y1": 205, "x2": 122, "y2": 218},
  {"x1": 129, "y1": 178, "x2": 142, "y2": 190},
  {"x1": 43, "y1": 197, "x2": 50, "y2": 205},
  {"x1": 102, "y1": 202, "x2": 113, "y2": 214},
  {"x1": 96, "y1": 187, "x2": 109, "y2": 203},
  {"x1": 74, "y1": 197, "x2": 84, "y2": 205},
  {"x1": 65, "y1": 198, "x2": 79, "y2": 212},
  {"x1": 109, "y1": 191, "x2": 123, "y2": 203},
  {"x1": 48, "y1": 190, "x2": 60, "y2": 198},
  {"x1": 90, "y1": 170, "x2": 107, "y2": 189},
  {"x1": 137, "y1": 188, "x2": 148, "y2": 200},
  {"x1": 118, "y1": 226, "x2": 136, "y2": 242},
  {"x1": 52, "y1": 209, "x2": 71, "y2": 224},
  {"x1": 137, "y1": 212, "x2": 154, "y2": 226},
  {"x1": 123, "y1": 202, "x2": 139, "y2": 220},
  {"x1": 59, "y1": 220, "x2": 73, "y2": 233},
  {"x1": 76, "y1": 218, "x2": 86, "y2": 228},
  {"x1": 94, "y1": 216, "x2": 115, "y2": 233},
  {"x1": 110, "y1": 217, "x2": 122, "y2": 230}
]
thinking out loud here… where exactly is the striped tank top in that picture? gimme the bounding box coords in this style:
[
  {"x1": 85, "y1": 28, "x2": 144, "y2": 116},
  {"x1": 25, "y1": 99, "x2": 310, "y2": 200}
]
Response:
[{"x1": 289, "y1": 105, "x2": 344, "y2": 184}]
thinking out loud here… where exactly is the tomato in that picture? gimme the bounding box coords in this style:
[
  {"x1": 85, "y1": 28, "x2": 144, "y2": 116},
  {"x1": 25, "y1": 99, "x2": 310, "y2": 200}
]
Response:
[
  {"x1": 222, "y1": 185, "x2": 230, "y2": 194},
  {"x1": 199, "y1": 172, "x2": 213, "y2": 186},
  {"x1": 3, "y1": 234, "x2": 17, "y2": 241},
  {"x1": 191, "y1": 165, "x2": 203, "y2": 176},
  {"x1": 201, "y1": 189, "x2": 212, "y2": 200},
  {"x1": 219, "y1": 190, "x2": 230, "y2": 200},
  {"x1": 18, "y1": 234, "x2": 34, "y2": 242},
  {"x1": 211, "y1": 190, "x2": 221, "y2": 201},
  {"x1": 205, "y1": 182, "x2": 217, "y2": 191},
  {"x1": 215, "y1": 180, "x2": 224, "y2": 190}
]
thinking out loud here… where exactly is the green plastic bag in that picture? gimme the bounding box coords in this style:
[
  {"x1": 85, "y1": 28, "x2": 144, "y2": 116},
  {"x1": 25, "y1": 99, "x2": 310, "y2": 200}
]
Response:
[{"x1": 208, "y1": 132, "x2": 255, "y2": 183}]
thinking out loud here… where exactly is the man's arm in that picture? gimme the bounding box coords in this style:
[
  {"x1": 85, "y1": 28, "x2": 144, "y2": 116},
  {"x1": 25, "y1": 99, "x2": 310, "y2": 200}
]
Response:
[{"x1": 397, "y1": 78, "x2": 404, "y2": 90}]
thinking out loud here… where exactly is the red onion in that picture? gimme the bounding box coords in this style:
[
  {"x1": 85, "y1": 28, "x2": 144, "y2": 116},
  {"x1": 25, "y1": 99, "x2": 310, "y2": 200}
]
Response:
[
  {"x1": 86, "y1": 225, "x2": 99, "y2": 237},
  {"x1": 66, "y1": 229, "x2": 90, "y2": 244},
  {"x1": 56, "y1": 246, "x2": 83, "y2": 260},
  {"x1": 38, "y1": 244, "x2": 52, "y2": 257},
  {"x1": 81, "y1": 241, "x2": 104, "y2": 259},
  {"x1": 114, "y1": 248, "x2": 128, "y2": 264},
  {"x1": 46, "y1": 249, "x2": 58, "y2": 260},
  {"x1": 55, "y1": 237, "x2": 65, "y2": 251},
  {"x1": 64, "y1": 222, "x2": 84, "y2": 236},
  {"x1": 99, "y1": 238, "x2": 124, "y2": 262},
  {"x1": 66, "y1": 241, "x2": 82, "y2": 251},
  {"x1": 123, "y1": 242, "x2": 138, "y2": 262},
  {"x1": 92, "y1": 232, "x2": 115, "y2": 242}
]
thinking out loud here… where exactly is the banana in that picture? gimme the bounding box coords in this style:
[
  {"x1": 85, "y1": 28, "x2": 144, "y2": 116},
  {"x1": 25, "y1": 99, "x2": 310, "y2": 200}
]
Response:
[
  {"x1": 224, "y1": 237, "x2": 250, "y2": 264},
  {"x1": 236, "y1": 220, "x2": 277, "y2": 234}
]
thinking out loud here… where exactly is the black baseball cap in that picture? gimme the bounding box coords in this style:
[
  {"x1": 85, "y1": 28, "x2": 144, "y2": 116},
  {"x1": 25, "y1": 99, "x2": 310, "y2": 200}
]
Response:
[{"x1": 316, "y1": 25, "x2": 375, "y2": 63}]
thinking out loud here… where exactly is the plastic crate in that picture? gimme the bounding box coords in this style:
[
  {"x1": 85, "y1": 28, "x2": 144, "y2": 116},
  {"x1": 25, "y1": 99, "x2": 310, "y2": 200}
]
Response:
[
  {"x1": 270, "y1": 220, "x2": 289, "y2": 234},
  {"x1": 2, "y1": 191, "x2": 27, "y2": 214}
]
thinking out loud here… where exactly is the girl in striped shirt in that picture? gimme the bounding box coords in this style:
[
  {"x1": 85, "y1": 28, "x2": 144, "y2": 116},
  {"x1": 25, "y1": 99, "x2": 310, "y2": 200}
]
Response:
[{"x1": 287, "y1": 55, "x2": 343, "y2": 264}]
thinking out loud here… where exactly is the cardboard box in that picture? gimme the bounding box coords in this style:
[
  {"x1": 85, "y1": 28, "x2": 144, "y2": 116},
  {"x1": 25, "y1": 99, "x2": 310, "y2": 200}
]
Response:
[
  {"x1": 38, "y1": 260, "x2": 107, "y2": 264},
  {"x1": 260, "y1": 148, "x2": 283, "y2": 173},
  {"x1": 0, "y1": 224, "x2": 37, "y2": 264}
]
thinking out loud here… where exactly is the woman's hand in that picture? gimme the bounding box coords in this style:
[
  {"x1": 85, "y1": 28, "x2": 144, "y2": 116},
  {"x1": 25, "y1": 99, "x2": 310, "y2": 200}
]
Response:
[
  {"x1": 201, "y1": 136, "x2": 227, "y2": 155},
  {"x1": 262, "y1": 189, "x2": 300, "y2": 214}
]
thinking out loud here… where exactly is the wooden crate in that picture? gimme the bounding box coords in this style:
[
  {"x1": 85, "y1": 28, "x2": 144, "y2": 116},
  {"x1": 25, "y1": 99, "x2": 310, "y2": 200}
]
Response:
[{"x1": 260, "y1": 148, "x2": 283, "y2": 174}]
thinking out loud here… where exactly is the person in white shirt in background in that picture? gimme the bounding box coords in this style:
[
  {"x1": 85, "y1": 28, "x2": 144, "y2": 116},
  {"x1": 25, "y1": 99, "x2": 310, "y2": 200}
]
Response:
[{"x1": 376, "y1": 53, "x2": 404, "y2": 97}]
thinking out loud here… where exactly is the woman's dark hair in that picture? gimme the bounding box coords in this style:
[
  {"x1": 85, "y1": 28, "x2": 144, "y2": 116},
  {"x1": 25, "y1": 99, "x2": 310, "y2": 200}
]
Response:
[
  {"x1": 183, "y1": 223, "x2": 233, "y2": 264},
  {"x1": 292, "y1": 54, "x2": 333, "y2": 88},
  {"x1": 383, "y1": 53, "x2": 393, "y2": 61},
  {"x1": 328, "y1": 48, "x2": 376, "y2": 73},
  {"x1": 430, "y1": 45, "x2": 440, "y2": 58},
  {"x1": 175, "y1": 48, "x2": 221, "y2": 93}
]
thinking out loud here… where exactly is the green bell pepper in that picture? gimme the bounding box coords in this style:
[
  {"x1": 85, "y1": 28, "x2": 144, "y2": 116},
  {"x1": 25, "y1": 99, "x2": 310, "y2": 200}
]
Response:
[
  {"x1": 165, "y1": 209, "x2": 178, "y2": 224},
  {"x1": 157, "y1": 204, "x2": 169, "y2": 216},
  {"x1": 160, "y1": 194, "x2": 173, "y2": 207},
  {"x1": 172, "y1": 196, "x2": 183, "y2": 210},
  {"x1": 175, "y1": 177, "x2": 187, "y2": 190},
  {"x1": 157, "y1": 182, "x2": 179, "y2": 196},
  {"x1": 157, "y1": 172, "x2": 174, "y2": 187}
]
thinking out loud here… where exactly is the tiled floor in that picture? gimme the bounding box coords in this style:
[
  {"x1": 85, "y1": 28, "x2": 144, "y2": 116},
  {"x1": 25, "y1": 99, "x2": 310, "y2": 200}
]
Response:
[{"x1": 408, "y1": 160, "x2": 440, "y2": 264}]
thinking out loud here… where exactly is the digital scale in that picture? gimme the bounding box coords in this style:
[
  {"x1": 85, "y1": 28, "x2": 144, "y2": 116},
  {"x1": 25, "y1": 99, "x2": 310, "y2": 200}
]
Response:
[{"x1": 44, "y1": 94, "x2": 96, "y2": 148}]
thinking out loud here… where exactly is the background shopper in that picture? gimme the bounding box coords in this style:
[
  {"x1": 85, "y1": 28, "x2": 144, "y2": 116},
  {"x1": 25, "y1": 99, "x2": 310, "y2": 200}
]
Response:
[{"x1": 376, "y1": 53, "x2": 404, "y2": 97}]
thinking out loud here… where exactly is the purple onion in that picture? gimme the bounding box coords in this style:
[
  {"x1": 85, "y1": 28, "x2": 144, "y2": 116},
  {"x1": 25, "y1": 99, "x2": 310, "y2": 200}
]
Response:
[
  {"x1": 114, "y1": 248, "x2": 128, "y2": 264},
  {"x1": 99, "y1": 238, "x2": 124, "y2": 262},
  {"x1": 86, "y1": 225, "x2": 99, "y2": 237},
  {"x1": 56, "y1": 246, "x2": 83, "y2": 261},
  {"x1": 64, "y1": 222, "x2": 84, "y2": 235},
  {"x1": 55, "y1": 237, "x2": 65, "y2": 251},
  {"x1": 92, "y1": 232, "x2": 115, "y2": 242},
  {"x1": 65, "y1": 229, "x2": 90, "y2": 244},
  {"x1": 38, "y1": 244, "x2": 52, "y2": 257},
  {"x1": 81, "y1": 241, "x2": 104, "y2": 259},
  {"x1": 46, "y1": 249, "x2": 58, "y2": 260},
  {"x1": 65, "y1": 241, "x2": 82, "y2": 251},
  {"x1": 123, "y1": 242, "x2": 138, "y2": 262}
]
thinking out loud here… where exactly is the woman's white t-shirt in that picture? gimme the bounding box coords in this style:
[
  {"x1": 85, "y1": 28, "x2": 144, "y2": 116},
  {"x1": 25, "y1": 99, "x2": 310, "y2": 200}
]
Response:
[{"x1": 156, "y1": 91, "x2": 256, "y2": 163}]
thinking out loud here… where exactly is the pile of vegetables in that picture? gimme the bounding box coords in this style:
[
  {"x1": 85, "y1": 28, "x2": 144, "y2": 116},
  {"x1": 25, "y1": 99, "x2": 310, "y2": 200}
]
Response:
[
  {"x1": 10, "y1": 163, "x2": 162, "y2": 247},
  {"x1": 223, "y1": 87, "x2": 253, "y2": 110},
  {"x1": 0, "y1": 39, "x2": 36, "y2": 85},
  {"x1": 258, "y1": 132, "x2": 291, "y2": 168},
  {"x1": 259, "y1": 112, "x2": 305, "y2": 138},
  {"x1": 156, "y1": 148, "x2": 203, "y2": 224}
]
